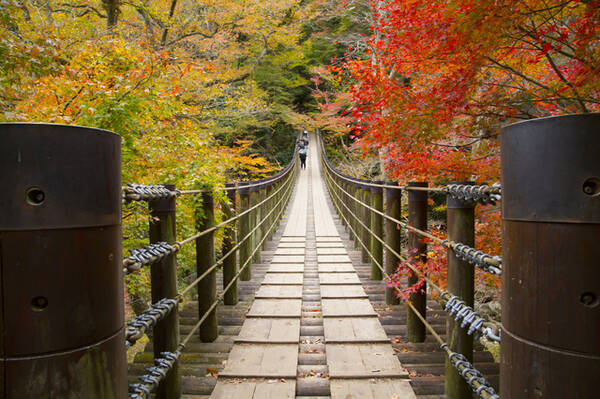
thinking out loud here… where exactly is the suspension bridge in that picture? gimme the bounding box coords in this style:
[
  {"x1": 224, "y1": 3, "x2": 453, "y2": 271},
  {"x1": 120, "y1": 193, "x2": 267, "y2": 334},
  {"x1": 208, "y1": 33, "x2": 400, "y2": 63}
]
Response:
[{"x1": 0, "y1": 114, "x2": 598, "y2": 399}]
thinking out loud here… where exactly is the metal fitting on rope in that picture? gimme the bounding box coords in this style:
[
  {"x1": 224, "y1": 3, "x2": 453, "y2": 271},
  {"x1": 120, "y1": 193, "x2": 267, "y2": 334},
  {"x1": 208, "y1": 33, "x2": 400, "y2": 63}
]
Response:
[
  {"x1": 442, "y1": 344, "x2": 500, "y2": 399},
  {"x1": 443, "y1": 294, "x2": 500, "y2": 342},
  {"x1": 129, "y1": 351, "x2": 181, "y2": 399},
  {"x1": 123, "y1": 242, "x2": 181, "y2": 274},
  {"x1": 443, "y1": 183, "x2": 501, "y2": 205},
  {"x1": 125, "y1": 298, "x2": 180, "y2": 348},
  {"x1": 123, "y1": 183, "x2": 181, "y2": 203},
  {"x1": 453, "y1": 243, "x2": 502, "y2": 275}
]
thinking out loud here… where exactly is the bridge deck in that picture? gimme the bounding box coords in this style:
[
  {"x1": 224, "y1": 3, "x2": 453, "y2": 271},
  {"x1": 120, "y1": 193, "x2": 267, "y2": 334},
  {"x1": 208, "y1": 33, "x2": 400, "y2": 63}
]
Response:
[
  {"x1": 128, "y1": 134, "x2": 498, "y2": 398},
  {"x1": 211, "y1": 135, "x2": 415, "y2": 398}
]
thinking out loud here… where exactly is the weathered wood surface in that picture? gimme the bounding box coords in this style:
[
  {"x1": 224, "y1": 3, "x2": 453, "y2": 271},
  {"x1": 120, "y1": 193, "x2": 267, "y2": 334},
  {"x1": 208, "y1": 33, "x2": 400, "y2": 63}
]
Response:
[
  {"x1": 236, "y1": 318, "x2": 300, "y2": 343},
  {"x1": 322, "y1": 298, "x2": 377, "y2": 317},
  {"x1": 219, "y1": 344, "x2": 299, "y2": 378},
  {"x1": 267, "y1": 263, "x2": 304, "y2": 273},
  {"x1": 271, "y1": 255, "x2": 305, "y2": 263},
  {"x1": 319, "y1": 272, "x2": 361, "y2": 285},
  {"x1": 324, "y1": 318, "x2": 389, "y2": 343},
  {"x1": 330, "y1": 379, "x2": 417, "y2": 399},
  {"x1": 317, "y1": 263, "x2": 355, "y2": 273},
  {"x1": 320, "y1": 284, "x2": 369, "y2": 298},
  {"x1": 326, "y1": 343, "x2": 408, "y2": 378},
  {"x1": 254, "y1": 285, "x2": 303, "y2": 299},
  {"x1": 246, "y1": 299, "x2": 302, "y2": 317},
  {"x1": 261, "y1": 273, "x2": 304, "y2": 285},
  {"x1": 317, "y1": 254, "x2": 352, "y2": 263},
  {"x1": 212, "y1": 379, "x2": 295, "y2": 399}
]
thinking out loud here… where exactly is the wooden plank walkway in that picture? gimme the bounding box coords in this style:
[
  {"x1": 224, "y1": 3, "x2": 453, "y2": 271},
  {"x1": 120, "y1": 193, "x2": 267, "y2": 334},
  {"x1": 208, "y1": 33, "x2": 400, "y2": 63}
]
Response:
[
  {"x1": 211, "y1": 134, "x2": 416, "y2": 398},
  {"x1": 127, "y1": 132, "x2": 498, "y2": 398}
]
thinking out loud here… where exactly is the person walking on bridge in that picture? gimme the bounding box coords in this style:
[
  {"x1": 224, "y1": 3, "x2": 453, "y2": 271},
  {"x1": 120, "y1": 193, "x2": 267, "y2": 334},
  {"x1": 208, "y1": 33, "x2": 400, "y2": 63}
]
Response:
[{"x1": 299, "y1": 145, "x2": 308, "y2": 169}]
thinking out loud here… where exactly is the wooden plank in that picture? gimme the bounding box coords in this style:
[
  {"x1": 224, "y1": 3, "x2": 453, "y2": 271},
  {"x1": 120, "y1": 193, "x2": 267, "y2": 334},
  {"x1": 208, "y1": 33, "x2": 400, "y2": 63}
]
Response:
[
  {"x1": 275, "y1": 248, "x2": 305, "y2": 255},
  {"x1": 330, "y1": 379, "x2": 417, "y2": 399},
  {"x1": 280, "y1": 237, "x2": 306, "y2": 242},
  {"x1": 318, "y1": 255, "x2": 352, "y2": 263},
  {"x1": 271, "y1": 255, "x2": 305, "y2": 264},
  {"x1": 247, "y1": 299, "x2": 302, "y2": 317},
  {"x1": 316, "y1": 242, "x2": 345, "y2": 248},
  {"x1": 318, "y1": 263, "x2": 355, "y2": 273},
  {"x1": 324, "y1": 318, "x2": 389, "y2": 343},
  {"x1": 316, "y1": 236, "x2": 342, "y2": 242},
  {"x1": 262, "y1": 273, "x2": 304, "y2": 285},
  {"x1": 219, "y1": 344, "x2": 298, "y2": 378},
  {"x1": 316, "y1": 247, "x2": 348, "y2": 255},
  {"x1": 236, "y1": 318, "x2": 300, "y2": 343},
  {"x1": 322, "y1": 299, "x2": 377, "y2": 317},
  {"x1": 326, "y1": 344, "x2": 408, "y2": 378},
  {"x1": 211, "y1": 379, "x2": 296, "y2": 399},
  {"x1": 255, "y1": 285, "x2": 303, "y2": 299},
  {"x1": 268, "y1": 264, "x2": 304, "y2": 273},
  {"x1": 319, "y1": 273, "x2": 361, "y2": 285},
  {"x1": 321, "y1": 285, "x2": 368, "y2": 298},
  {"x1": 277, "y1": 242, "x2": 306, "y2": 248}
]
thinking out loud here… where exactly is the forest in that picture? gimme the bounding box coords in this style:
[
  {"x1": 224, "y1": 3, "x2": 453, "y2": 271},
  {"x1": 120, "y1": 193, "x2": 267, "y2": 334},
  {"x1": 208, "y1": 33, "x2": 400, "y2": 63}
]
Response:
[{"x1": 2, "y1": 0, "x2": 598, "y2": 317}]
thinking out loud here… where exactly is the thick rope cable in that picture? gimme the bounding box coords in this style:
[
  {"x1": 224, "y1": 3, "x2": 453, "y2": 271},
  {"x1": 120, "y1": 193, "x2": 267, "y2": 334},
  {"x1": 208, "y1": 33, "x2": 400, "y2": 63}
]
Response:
[
  {"x1": 177, "y1": 174, "x2": 295, "y2": 349},
  {"x1": 324, "y1": 168, "x2": 500, "y2": 342}
]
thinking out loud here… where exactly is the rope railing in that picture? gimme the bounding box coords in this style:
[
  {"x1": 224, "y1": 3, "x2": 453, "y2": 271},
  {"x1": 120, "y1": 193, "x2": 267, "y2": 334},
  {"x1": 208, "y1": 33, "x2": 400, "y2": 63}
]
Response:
[
  {"x1": 319, "y1": 133, "x2": 502, "y2": 398},
  {"x1": 123, "y1": 140, "x2": 299, "y2": 399},
  {"x1": 324, "y1": 164, "x2": 502, "y2": 274},
  {"x1": 323, "y1": 168, "x2": 501, "y2": 342},
  {"x1": 323, "y1": 169, "x2": 501, "y2": 397},
  {"x1": 318, "y1": 135, "x2": 501, "y2": 205},
  {"x1": 122, "y1": 159, "x2": 296, "y2": 274}
]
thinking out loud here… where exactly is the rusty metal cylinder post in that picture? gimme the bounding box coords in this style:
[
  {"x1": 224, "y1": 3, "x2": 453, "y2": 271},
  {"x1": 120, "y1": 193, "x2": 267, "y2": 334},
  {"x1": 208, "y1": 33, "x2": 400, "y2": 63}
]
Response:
[
  {"x1": 250, "y1": 182, "x2": 261, "y2": 264},
  {"x1": 384, "y1": 182, "x2": 402, "y2": 305},
  {"x1": 501, "y1": 114, "x2": 600, "y2": 398},
  {"x1": 445, "y1": 181, "x2": 475, "y2": 399},
  {"x1": 238, "y1": 182, "x2": 252, "y2": 281},
  {"x1": 196, "y1": 190, "x2": 218, "y2": 342},
  {"x1": 361, "y1": 184, "x2": 372, "y2": 263},
  {"x1": 370, "y1": 182, "x2": 384, "y2": 280},
  {"x1": 148, "y1": 183, "x2": 181, "y2": 399},
  {"x1": 407, "y1": 182, "x2": 428, "y2": 343},
  {"x1": 0, "y1": 123, "x2": 127, "y2": 398},
  {"x1": 222, "y1": 183, "x2": 238, "y2": 305}
]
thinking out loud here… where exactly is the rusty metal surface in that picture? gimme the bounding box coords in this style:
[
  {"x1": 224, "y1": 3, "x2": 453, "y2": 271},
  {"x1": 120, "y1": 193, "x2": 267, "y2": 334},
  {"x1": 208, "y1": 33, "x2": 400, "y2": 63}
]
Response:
[
  {"x1": 1, "y1": 123, "x2": 126, "y2": 398},
  {"x1": 0, "y1": 123, "x2": 121, "y2": 230},
  {"x1": 501, "y1": 115, "x2": 600, "y2": 398},
  {"x1": 502, "y1": 113, "x2": 600, "y2": 223},
  {"x1": 3, "y1": 329, "x2": 127, "y2": 399}
]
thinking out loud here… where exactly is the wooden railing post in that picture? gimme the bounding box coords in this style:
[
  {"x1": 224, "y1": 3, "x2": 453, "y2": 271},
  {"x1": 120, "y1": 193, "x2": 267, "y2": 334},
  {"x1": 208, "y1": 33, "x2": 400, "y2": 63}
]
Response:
[
  {"x1": 250, "y1": 182, "x2": 260, "y2": 264},
  {"x1": 370, "y1": 182, "x2": 384, "y2": 280},
  {"x1": 361, "y1": 183, "x2": 372, "y2": 263},
  {"x1": 265, "y1": 181, "x2": 274, "y2": 241},
  {"x1": 407, "y1": 182, "x2": 428, "y2": 343},
  {"x1": 260, "y1": 182, "x2": 268, "y2": 250},
  {"x1": 385, "y1": 182, "x2": 402, "y2": 305},
  {"x1": 238, "y1": 182, "x2": 251, "y2": 281},
  {"x1": 222, "y1": 183, "x2": 238, "y2": 306},
  {"x1": 196, "y1": 190, "x2": 218, "y2": 342},
  {"x1": 445, "y1": 181, "x2": 475, "y2": 399},
  {"x1": 149, "y1": 184, "x2": 181, "y2": 399},
  {"x1": 352, "y1": 181, "x2": 361, "y2": 250}
]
